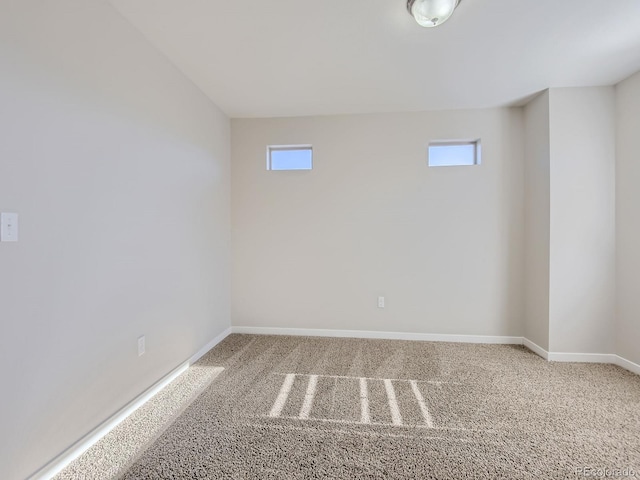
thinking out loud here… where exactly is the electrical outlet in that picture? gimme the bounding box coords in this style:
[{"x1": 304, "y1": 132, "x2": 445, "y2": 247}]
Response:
[
  {"x1": 0, "y1": 213, "x2": 18, "y2": 242},
  {"x1": 378, "y1": 296, "x2": 385, "y2": 308},
  {"x1": 137, "y1": 335, "x2": 145, "y2": 356}
]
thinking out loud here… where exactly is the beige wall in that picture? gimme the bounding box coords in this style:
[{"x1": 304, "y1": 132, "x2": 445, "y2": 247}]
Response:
[
  {"x1": 522, "y1": 88, "x2": 617, "y2": 355},
  {"x1": 616, "y1": 71, "x2": 640, "y2": 365},
  {"x1": 0, "y1": 2, "x2": 230, "y2": 479},
  {"x1": 232, "y1": 109, "x2": 524, "y2": 336},
  {"x1": 548, "y1": 87, "x2": 616, "y2": 354},
  {"x1": 523, "y1": 91, "x2": 551, "y2": 350}
]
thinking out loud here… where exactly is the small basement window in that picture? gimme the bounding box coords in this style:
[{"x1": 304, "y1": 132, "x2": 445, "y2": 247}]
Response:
[
  {"x1": 267, "y1": 145, "x2": 313, "y2": 171},
  {"x1": 428, "y1": 140, "x2": 481, "y2": 167}
]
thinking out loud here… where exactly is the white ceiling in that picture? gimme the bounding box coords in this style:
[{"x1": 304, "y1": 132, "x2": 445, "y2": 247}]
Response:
[{"x1": 109, "y1": 0, "x2": 640, "y2": 118}]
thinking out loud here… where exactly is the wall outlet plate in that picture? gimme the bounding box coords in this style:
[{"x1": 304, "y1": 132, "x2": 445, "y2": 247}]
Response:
[
  {"x1": 137, "y1": 336, "x2": 145, "y2": 356},
  {"x1": 0, "y1": 213, "x2": 19, "y2": 242}
]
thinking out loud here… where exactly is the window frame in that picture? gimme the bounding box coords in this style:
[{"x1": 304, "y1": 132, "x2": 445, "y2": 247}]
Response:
[
  {"x1": 427, "y1": 140, "x2": 481, "y2": 167},
  {"x1": 266, "y1": 144, "x2": 313, "y2": 171}
]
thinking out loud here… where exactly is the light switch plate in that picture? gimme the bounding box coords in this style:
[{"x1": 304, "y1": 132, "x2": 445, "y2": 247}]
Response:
[{"x1": 1, "y1": 213, "x2": 18, "y2": 242}]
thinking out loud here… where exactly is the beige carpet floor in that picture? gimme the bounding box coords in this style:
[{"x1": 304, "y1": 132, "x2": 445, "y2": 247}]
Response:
[
  {"x1": 55, "y1": 364, "x2": 224, "y2": 480},
  {"x1": 66, "y1": 334, "x2": 640, "y2": 479}
]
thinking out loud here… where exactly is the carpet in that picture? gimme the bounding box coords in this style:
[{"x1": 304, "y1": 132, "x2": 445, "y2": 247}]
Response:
[{"x1": 72, "y1": 334, "x2": 640, "y2": 479}]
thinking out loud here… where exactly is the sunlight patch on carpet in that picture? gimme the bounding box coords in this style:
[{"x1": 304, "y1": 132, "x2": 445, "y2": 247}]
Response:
[
  {"x1": 267, "y1": 373, "x2": 439, "y2": 428},
  {"x1": 55, "y1": 365, "x2": 224, "y2": 480}
]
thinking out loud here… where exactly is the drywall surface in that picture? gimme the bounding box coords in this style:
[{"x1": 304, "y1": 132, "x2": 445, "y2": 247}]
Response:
[
  {"x1": 523, "y1": 91, "x2": 551, "y2": 350},
  {"x1": 0, "y1": 2, "x2": 230, "y2": 479},
  {"x1": 548, "y1": 87, "x2": 616, "y2": 354},
  {"x1": 616, "y1": 71, "x2": 640, "y2": 365},
  {"x1": 232, "y1": 109, "x2": 524, "y2": 336}
]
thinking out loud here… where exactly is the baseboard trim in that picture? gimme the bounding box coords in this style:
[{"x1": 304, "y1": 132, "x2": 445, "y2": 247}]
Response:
[
  {"x1": 188, "y1": 327, "x2": 233, "y2": 365},
  {"x1": 547, "y1": 352, "x2": 617, "y2": 363},
  {"x1": 28, "y1": 326, "x2": 232, "y2": 480},
  {"x1": 522, "y1": 338, "x2": 549, "y2": 360},
  {"x1": 522, "y1": 337, "x2": 639, "y2": 375},
  {"x1": 231, "y1": 326, "x2": 523, "y2": 345},
  {"x1": 615, "y1": 355, "x2": 640, "y2": 375}
]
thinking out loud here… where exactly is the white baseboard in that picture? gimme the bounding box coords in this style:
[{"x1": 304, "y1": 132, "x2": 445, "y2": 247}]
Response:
[
  {"x1": 523, "y1": 338, "x2": 612, "y2": 364},
  {"x1": 522, "y1": 337, "x2": 639, "y2": 375},
  {"x1": 231, "y1": 326, "x2": 523, "y2": 345},
  {"x1": 189, "y1": 327, "x2": 233, "y2": 364},
  {"x1": 28, "y1": 326, "x2": 232, "y2": 480},
  {"x1": 547, "y1": 352, "x2": 617, "y2": 363},
  {"x1": 615, "y1": 355, "x2": 640, "y2": 375},
  {"x1": 522, "y1": 338, "x2": 548, "y2": 360}
]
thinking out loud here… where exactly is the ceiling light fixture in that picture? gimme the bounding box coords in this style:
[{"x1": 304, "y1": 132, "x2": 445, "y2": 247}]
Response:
[{"x1": 407, "y1": 0, "x2": 461, "y2": 28}]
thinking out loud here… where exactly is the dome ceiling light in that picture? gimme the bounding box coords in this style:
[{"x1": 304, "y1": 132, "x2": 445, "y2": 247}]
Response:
[{"x1": 407, "y1": 0, "x2": 461, "y2": 28}]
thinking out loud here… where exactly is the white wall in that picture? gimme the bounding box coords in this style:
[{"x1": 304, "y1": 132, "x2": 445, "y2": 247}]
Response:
[
  {"x1": 616, "y1": 71, "x2": 640, "y2": 365},
  {"x1": 523, "y1": 91, "x2": 551, "y2": 350},
  {"x1": 0, "y1": 2, "x2": 230, "y2": 479},
  {"x1": 548, "y1": 88, "x2": 616, "y2": 354},
  {"x1": 232, "y1": 109, "x2": 524, "y2": 337}
]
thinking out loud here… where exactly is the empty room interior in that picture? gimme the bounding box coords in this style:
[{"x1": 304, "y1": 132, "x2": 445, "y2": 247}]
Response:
[{"x1": 2, "y1": 0, "x2": 640, "y2": 479}]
